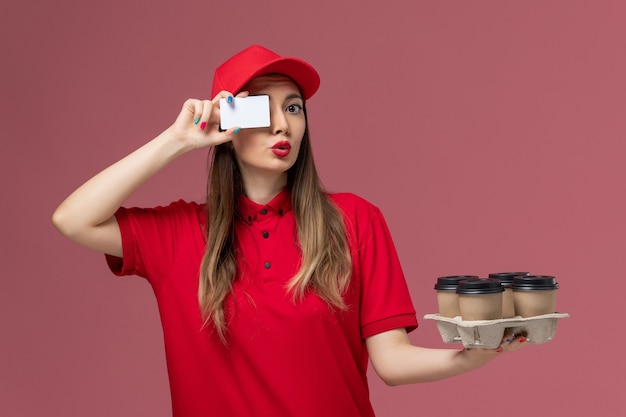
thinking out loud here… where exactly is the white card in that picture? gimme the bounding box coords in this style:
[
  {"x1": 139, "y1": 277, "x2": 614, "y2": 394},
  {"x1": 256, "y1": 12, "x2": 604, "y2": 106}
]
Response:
[{"x1": 219, "y1": 95, "x2": 270, "y2": 129}]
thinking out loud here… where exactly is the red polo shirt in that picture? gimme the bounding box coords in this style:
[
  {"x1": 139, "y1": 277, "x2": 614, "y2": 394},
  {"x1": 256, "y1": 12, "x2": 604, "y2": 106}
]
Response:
[{"x1": 106, "y1": 190, "x2": 417, "y2": 417}]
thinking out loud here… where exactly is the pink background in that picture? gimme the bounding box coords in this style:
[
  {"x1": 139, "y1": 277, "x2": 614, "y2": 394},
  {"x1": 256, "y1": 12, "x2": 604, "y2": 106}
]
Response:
[{"x1": 2, "y1": 0, "x2": 625, "y2": 415}]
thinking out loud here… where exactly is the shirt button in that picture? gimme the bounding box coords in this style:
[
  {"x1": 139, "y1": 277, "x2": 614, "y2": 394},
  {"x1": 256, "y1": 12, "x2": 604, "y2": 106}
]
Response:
[
  {"x1": 247, "y1": 215, "x2": 252, "y2": 222},
  {"x1": 260, "y1": 209, "x2": 268, "y2": 215},
  {"x1": 278, "y1": 209, "x2": 284, "y2": 216},
  {"x1": 264, "y1": 262, "x2": 271, "y2": 269},
  {"x1": 262, "y1": 231, "x2": 269, "y2": 238}
]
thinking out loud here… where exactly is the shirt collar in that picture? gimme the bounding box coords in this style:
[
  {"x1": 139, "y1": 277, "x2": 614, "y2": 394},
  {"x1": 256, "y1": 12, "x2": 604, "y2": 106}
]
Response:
[{"x1": 237, "y1": 188, "x2": 292, "y2": 224}]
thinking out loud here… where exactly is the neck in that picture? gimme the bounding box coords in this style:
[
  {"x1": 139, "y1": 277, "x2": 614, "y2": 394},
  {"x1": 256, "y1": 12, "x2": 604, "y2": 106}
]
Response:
[{"x1": 242, "y1": 173, "x2": 288, "y2": 205}]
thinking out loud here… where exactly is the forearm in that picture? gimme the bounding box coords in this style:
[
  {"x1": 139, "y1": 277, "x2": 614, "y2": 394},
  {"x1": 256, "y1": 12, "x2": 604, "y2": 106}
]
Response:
[
  {"x1": 53, "y1": 96, "x2": 239, "y2": 255},
  {"x1": 52, "y1": 130, "x2": 189, "y2": 240},
  {"x1": 374, "y1": 344, "x2": 495, "y2": 385},
  {"x1": 367, "y1": 329, "x2": 505, "y2": 386}
]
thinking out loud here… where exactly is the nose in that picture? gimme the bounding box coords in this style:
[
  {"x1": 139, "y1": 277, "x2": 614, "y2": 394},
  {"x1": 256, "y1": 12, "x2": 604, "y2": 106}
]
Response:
[{"x1": 270, "y1": 105, "x2": 289, "y2": 135}]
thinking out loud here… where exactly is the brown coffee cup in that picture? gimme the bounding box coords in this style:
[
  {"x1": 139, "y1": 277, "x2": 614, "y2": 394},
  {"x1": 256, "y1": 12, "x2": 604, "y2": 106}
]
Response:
[
  {"x1": 434, "y1": 276, "x2": 479, "y2": 318},
  {"x1": 512, "y1": 275, "x2": 559, "y2": 317},
  {"x1": 489, "y1": 272, "x2": 530, "y2": 318},
  {"x1": 457, "y1": 278, "x2": 504, "y2": 321}
]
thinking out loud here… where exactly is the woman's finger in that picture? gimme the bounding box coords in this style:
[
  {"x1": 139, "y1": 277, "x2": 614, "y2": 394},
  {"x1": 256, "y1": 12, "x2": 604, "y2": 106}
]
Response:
[
  {"x1": 197, "y1": 100, "x2": 213, "y2": 131},
  {"x1": 211, "y1": 90, "x2": 235, "y2": 105},
  {"x1": 496, "y1": 334, "x2": 528, "y2": 353},
  {"x1": 179, "y1": 98, "x2": 202, "y2": 124},
  {"x1": 208, "y1": 91, "x2": 236, "y2": 128},
  {"x1": 206, "y1": 126, "x2": 241, "y2": 147}
]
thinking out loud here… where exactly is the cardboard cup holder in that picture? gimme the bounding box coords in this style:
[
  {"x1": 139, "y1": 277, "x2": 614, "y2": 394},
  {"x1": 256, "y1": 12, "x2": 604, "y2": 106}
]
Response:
[{"x1": 423, "y1": 312, "x2": 570, "y2": 349}]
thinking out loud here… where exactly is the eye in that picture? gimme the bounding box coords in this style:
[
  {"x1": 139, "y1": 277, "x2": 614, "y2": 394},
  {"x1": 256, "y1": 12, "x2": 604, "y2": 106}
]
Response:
[{"x1": 286, "y1": 103, "x2": 303, "y2": 114}]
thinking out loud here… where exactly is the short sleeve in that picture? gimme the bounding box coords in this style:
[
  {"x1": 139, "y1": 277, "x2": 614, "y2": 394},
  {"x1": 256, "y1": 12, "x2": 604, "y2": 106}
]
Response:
[
  {"x1": 332, "y1": 194, "x2": 418, "y2": 339},
  {"x1": 104, "y1": 200, "x2": 206, "y2": 290}
]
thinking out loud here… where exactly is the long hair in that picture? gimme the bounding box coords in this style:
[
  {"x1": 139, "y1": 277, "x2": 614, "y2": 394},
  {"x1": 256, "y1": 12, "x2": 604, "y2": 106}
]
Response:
[{"x1": 198, "y1": 120, "x2": 352, "y2": 343}]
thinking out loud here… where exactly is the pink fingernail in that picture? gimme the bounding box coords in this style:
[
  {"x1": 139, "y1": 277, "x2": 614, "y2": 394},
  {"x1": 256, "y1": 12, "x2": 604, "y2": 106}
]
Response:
[{"x1": 200, "y1": 122, "x2": 207, "y2": 130}]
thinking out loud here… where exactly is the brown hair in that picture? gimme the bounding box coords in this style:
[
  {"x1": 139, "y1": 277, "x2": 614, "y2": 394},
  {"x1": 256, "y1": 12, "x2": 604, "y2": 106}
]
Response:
[{"x1": 198, "y1": 122, "x2": 352, "y2": 343}]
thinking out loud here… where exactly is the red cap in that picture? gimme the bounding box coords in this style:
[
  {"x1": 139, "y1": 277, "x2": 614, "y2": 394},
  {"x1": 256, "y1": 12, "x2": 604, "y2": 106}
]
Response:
[{"x1": 211, "y1": 45, "x2": 320, "y2": 100}]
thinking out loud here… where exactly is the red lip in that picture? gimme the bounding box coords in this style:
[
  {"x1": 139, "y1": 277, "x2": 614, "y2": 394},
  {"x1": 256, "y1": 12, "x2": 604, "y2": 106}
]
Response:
[
  {"x1": 272, "y1": 141, "x2": 291, "y2": 150},
  {"x1": 271, "y1": 141, "x2": 291, "y2": 157}
]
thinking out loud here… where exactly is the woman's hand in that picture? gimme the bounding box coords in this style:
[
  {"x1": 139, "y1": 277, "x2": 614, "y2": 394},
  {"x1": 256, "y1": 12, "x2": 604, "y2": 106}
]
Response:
[
  {"x1": 459, "y1": 333, "x2": 527, "y2": 369},
  {"x1": 166, "y1": 90, "x2": 249, "y2": 150}
]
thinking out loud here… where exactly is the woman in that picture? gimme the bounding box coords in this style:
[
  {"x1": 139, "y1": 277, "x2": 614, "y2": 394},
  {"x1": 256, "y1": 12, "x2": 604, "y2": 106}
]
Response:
[{"x1": 52, "y1": 45, "x2": 525, "y2": 417}]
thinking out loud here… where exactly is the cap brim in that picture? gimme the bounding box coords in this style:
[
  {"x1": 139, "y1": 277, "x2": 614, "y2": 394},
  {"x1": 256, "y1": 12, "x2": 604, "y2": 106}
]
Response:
[{"x1": 235, "y1": 57, "x2": 320, "y2": 100}]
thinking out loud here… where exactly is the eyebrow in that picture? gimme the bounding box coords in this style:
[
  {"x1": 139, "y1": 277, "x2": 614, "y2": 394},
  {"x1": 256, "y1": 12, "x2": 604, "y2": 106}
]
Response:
[{"x1": 248, "y1": 93, "x2": 303, "y2": 102}]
